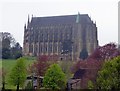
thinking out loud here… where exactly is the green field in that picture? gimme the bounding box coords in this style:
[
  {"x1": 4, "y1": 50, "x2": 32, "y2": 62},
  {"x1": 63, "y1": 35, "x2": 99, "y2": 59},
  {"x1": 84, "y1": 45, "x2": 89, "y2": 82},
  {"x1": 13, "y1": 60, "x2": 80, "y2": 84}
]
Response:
[
  {"x1": 0, "y1": 57, "x2": 36, "y2": 89},
  {"x1": 0, "y1": 57, "x2": 74, "y2": 89},
  {"x1": 0, "y1": 60, "x2": 2, "y2": 68}
]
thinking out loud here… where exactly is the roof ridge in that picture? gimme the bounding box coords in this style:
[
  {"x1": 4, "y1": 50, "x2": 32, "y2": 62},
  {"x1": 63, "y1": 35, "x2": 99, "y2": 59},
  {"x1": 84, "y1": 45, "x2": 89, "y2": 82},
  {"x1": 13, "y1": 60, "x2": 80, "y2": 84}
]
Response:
[{"x1": 33, "y1": 14, "x2": 88, "y2": 18}]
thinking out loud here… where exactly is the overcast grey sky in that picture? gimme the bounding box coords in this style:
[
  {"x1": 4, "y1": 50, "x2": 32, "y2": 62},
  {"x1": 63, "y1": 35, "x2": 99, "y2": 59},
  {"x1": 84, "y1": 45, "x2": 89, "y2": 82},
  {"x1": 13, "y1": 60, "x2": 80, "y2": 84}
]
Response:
[{"x1": 0, "y1": 0, "x2": 119, "y2": 47}]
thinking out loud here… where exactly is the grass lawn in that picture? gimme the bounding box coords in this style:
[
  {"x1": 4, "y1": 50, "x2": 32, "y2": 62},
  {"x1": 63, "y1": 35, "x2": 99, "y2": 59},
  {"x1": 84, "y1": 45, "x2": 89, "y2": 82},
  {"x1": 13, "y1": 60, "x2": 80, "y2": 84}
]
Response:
[
  {"x1": 0, "y1": 57, "x2": 36, "y2": 89},
  {"x1": 0, "y1": 60, "x2": 2, "y2": 68},
  {"x1": 0, "y1": 57, "x2": 75, "y2": 90}
]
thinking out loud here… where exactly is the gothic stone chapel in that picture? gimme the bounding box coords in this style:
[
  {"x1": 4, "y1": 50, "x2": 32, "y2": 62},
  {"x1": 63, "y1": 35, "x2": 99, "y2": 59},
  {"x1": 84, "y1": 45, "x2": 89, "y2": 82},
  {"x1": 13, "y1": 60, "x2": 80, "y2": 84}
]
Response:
[{"x1": 23, "y1": 13, "x2": 98, "y2": 61}]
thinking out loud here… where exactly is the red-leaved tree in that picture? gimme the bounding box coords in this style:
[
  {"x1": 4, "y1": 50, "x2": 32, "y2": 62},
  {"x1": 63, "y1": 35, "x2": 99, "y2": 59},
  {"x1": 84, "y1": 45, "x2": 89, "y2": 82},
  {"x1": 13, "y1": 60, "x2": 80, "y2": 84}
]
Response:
[
  {"x1": 71, "y1": 43, "x2": 120, "y2": 89},
  {"x1": 89, "y1": 43, "x2": 120, "y2": 61},
  {"x1": 28, "y1": 55, "x2": 59, "y2": 77}
]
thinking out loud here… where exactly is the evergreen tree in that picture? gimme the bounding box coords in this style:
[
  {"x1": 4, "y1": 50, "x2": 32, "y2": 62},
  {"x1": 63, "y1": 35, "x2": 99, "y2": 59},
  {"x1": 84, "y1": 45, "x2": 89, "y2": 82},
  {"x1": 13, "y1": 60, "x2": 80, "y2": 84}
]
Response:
[{"x1": 79, "y1": 48, "x2": 88, "y2": 60}]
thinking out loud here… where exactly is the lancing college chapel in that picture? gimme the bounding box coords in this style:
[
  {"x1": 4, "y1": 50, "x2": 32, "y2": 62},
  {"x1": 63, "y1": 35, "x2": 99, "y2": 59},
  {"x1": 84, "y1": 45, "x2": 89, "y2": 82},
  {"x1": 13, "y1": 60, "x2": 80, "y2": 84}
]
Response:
[{"x1": 23, "y1": 13, "x2": 98, "y2": 61}]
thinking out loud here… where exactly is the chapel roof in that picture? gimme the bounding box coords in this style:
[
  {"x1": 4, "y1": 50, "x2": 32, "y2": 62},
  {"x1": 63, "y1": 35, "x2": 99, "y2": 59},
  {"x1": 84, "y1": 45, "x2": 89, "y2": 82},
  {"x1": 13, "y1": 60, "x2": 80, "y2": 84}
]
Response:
[{"x1": 29, "y1": 14, "x2": 92, "y2": 26}]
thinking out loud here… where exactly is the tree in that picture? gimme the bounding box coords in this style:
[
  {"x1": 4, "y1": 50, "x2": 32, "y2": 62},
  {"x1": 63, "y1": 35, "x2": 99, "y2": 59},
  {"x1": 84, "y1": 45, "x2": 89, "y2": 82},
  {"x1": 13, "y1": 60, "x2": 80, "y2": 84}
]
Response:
[
  {"x1": 28, "y1": 55, "x2": 59, "y2": 88},
  {"x1": 96, "y1": 56, "x2": 120, "y2": 89},
  {"x1": 71, "y1": 43, "x2": 120, "y2": 89},
  {"x1": 28, "y1": 55, "x2": 51, "y2": 77},
  {"x1": 59, "y1": 61, "x2": 73, "y2": 80},
  {"x1": 1, "y1": 32, "x2": 15, "y2": 59},
  {"x1": 1, "y1": 32, "x2": 15, "y2": 49},
  {"x1": 89, "y1": 43, "x2": 120, "y2": 61},
  {"x1": 28, "y1": 55, "x2": 58, "y2": 77},
  {"x1": 87, "y1": 80, "x2": 94, "y2": 89},
  {"x1": 9, "y1": 57, "x2": 27, "y2": 91},
  {"x1": 2, "y1": 68, "x2": 7, "y2": 90},
  {"x1": 0, "y1": 68, "x2": 7, "y2": 90},
  {"x1": 71, "y1": 59, "x2": 103, "y2": 89},
  {"x1": 1, "y1": 32, "x2": 22, "y2": 59},
  {"x1": 43, "y1": 64, "x2": 66, "y2": 90},
  {"x1": 25, "y1": 81, "x2": 32, "y2": 89},
  {"x1": 2, "y1": 48, "x2": 11, "y2": 59},
  {"x1": 11, "y1": 42, "x2": 22, "y2": 59},
  {"x1": 79, "y1": 48, "x2": 88, "y2": 60}
]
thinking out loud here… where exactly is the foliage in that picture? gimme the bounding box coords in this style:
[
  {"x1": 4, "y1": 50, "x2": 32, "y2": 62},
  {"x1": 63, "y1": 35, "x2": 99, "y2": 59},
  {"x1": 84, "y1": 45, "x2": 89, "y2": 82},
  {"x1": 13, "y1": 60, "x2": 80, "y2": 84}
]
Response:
[
  {"x1": 2, "y1": 48, "x2": 11, "y2": 59},
  {"x1": 96, "y1": 56, "x2": 120, "y2": 89},
  {"x1": 28, "y1": 55, "x2": 58, "y2": 77},
  {"x1": 1, "y1": 32, "x2": 15, "y2": 59},
  {"x1": 1, "y1": 67, "x2": 7, "y2": 90},
  {"x1": 71, "y1": 59, "x2": 103, "y2": 88},
  {"x1": 59, "y1": 60, "x2": 73, "y2": 80},
  {"x1": 1, "y1": 32, "x2": 22, "y2": 59},
  {"x1": 71, "y1": 43, "x2": 120, "y2": 89},
  {"x1": 43, "y1": 64, "x2": 66, "y2": 90},
  {"x1": 47, "y1": 54, "x2": 59, "y2": 61},
  {"x1": 28, "y1": 55, "x2": 50, "y2": 76},
  {"x1": 25, "y1": 81, "x2": 32, "y2": 89},
  {"x1": 89, "y1": 43, "x2": 120, "y2": 61},
  {"x1": 79, "y1": 48, "x2": 88, "y2": 60},
  {"x1": 1, "y1": 58, "x2": 34, "y2": 89},
  {"x1": 9, "y1": 57, "x2": 27, "y2": 90},
  {"x1": 0, "y1": 67, "x2": 7, "y2": 90},
  {"x1": 71, "y1": 59, "x2": 103, "y2": 74},
  {"x1": 11, "y1": 42, "x2": 22, "y2": 59},
  {"x1": 87, "y1": 80, "x2": 94, "y2": 89},
  {"x1": 0, "y1": 32, "x2": 15, "y2": 48}
]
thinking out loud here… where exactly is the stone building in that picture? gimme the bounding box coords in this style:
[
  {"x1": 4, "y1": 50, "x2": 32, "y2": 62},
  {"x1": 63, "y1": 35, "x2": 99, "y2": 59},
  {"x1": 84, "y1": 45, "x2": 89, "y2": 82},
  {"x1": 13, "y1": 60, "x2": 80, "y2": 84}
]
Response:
[{"x1": 23, "y1": 13, "x2": 98, "y2": 61}]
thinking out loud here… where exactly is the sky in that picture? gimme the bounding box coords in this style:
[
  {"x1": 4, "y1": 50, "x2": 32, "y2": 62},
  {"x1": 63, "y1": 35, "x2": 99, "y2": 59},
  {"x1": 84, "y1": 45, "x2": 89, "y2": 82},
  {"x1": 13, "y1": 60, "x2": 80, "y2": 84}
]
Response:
[{"x1": 0, "y1": 0, "x2": 119, "y2": 47}]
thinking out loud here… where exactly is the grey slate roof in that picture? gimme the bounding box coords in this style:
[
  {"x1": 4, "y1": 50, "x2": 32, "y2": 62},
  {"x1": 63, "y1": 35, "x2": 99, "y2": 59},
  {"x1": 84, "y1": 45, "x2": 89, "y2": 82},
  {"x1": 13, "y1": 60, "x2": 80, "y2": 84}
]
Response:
[
  {"x1": 30, "y1": 14, "x2": 91, "y2": 26},
  {"x1": 73, "y1": 69, "x2": 86, "y2": 79}
]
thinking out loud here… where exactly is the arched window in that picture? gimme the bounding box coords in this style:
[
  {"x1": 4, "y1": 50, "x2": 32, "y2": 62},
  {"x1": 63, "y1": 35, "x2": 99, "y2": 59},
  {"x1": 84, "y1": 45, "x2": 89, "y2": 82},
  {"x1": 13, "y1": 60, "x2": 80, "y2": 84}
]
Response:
[
  {"x1": 44, "y1": 31, "x2": 48, "y2": 42},
  {"x1": 54, "y1": 30, "x2": 58, "y2": 42},
  {"x1": 29, "y1": 44, "x2": 33, "y2": 53},
  {"x1": 48, "y1": 43, "x2": 52, "y2": 53},
  {"x1": 39, "y1": 44, "x2": 43, "y2": 53},
  {"x1": 53, "y1": 43, "x2": 57, "y2": 53},
  {"x1": 44, "y1": 43, "x2": 48, "y2": 53},
  {"x1": 49, "y1": 31, "x2": 53, "y2": 42}
]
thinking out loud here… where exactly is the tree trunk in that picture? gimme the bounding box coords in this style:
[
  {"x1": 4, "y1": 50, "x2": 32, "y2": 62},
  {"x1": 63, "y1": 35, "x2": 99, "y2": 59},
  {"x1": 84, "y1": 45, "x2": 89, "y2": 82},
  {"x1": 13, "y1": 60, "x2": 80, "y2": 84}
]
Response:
[
  {"x1": 17, "y1": 84, "x2": 19, "y2": 91},
  {"x1": 2, "y1": 74, "x2": 5, "y2": 90},
  {"x1": 2, "y1": 82, "x2": 5, "y2": 90}
]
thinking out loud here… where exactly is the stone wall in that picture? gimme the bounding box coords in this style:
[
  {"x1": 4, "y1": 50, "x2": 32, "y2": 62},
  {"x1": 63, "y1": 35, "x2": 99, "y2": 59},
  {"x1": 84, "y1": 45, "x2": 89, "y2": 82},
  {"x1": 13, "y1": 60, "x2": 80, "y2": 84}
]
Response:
[{"x1": 23, "y1": 14, "x2": 98, "y2": 61}]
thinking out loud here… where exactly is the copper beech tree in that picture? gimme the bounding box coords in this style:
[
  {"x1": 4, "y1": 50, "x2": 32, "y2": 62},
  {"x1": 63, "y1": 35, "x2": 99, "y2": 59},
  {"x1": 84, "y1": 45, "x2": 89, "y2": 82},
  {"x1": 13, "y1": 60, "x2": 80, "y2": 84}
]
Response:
[
  {"x1": 28, "y1": 55, "x2": 59, "y2": 76},
  {"x1": 89, "y1": 43, "x2": 120, "y2": 61},
  {"x1": 72, "y1": 43, "x2": 120, "y2": 89}
]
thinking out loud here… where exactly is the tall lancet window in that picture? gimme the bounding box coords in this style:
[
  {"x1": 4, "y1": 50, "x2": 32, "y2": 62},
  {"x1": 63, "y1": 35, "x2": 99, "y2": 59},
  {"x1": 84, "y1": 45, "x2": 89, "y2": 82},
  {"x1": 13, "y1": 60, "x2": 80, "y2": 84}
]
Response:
[
  {"x1": 44, "y1": 30, "x2": 48, "y2": 42},
  {"x1": 54, "y1": 30, "x2": 58, "y2": 42},
  {"x1": 48, "y1": 43, "x2": 52, "y2": 53},
  {"x1": 49, "y1": 30, "x2": 53, "y2": 42},
  {"x1": 40, "y1": 31, "x2": 43, "y2": 42}
]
